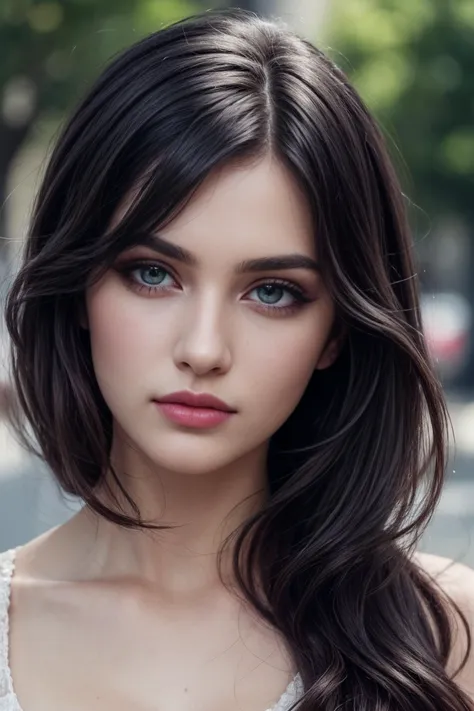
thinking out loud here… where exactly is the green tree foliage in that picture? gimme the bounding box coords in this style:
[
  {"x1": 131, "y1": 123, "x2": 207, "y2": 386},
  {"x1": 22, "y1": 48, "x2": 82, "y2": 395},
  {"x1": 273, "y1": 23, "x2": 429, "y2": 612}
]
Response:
[
  {"x1": 0, "y1": 0, "x2": 203, "y2": 250},
  {"x1": 327, "y1": 0, "x2": 474, "y2": 222},
  {"x1": 1, "y1": 0, "x2": 200, "y2": 117}
]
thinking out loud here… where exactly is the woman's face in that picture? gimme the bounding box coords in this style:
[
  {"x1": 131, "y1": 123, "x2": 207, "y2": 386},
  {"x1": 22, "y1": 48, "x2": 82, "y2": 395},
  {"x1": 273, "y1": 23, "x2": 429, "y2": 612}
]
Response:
[{"x1": 85, "y1": 155, "x2": 339, "y2": 476}]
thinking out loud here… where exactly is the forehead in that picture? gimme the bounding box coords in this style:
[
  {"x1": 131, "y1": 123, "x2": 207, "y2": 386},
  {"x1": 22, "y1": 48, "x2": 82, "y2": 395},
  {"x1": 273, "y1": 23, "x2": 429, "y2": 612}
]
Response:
[{"x1": 158, "y1": 155, "x2": 316, "y2": 263}]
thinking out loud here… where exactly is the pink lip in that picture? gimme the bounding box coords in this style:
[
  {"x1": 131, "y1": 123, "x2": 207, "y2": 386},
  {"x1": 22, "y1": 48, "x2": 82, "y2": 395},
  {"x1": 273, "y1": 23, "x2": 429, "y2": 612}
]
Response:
[
  {"x1": 157, "y1": 390, "x2": 235, "y2": 412},
  {"x1": 154, "y1": 390, "x2": 236, "y2": 429}
]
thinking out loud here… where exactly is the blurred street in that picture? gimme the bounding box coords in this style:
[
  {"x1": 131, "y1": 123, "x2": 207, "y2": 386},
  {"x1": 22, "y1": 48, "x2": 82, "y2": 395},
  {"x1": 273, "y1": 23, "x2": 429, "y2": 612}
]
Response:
[
  {"x1": 1, "y1": 391, "x2": 473, "y2": 564},
  {"x1": 419, "y1": 391, "x2": 474, "y2": 566}
]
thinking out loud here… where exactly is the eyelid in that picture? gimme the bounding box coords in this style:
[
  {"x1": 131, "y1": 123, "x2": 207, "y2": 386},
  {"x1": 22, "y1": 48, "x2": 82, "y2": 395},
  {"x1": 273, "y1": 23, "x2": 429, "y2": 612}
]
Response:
[
  {"x1": 250, "y1": 276, "x2": 304, "y2": 289},
  {"x1": 247, "y1": 277, "x2": 307, "y2": 298},
  {"x1": 117, "y1": 258, "x2": 311, "y2": 298},
  {"x1": 117, "y1": 257, "x2": 179, "y2": 280},
  {"x1": 118, "y1": 257, "x2": 294, "y2": 282}
]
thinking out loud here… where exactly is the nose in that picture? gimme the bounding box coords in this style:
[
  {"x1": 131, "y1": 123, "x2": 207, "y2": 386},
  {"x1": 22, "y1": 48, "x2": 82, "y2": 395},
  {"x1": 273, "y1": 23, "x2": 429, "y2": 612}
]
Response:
[{"x1": 173, "y1": 292, "x2": 232, "y2": 376}]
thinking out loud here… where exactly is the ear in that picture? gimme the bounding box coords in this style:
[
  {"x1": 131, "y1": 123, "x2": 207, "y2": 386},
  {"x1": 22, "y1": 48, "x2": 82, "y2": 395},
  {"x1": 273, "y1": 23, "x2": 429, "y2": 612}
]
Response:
[{"x1": 314, "y1": 323, "x2": 346, "y2": 371}]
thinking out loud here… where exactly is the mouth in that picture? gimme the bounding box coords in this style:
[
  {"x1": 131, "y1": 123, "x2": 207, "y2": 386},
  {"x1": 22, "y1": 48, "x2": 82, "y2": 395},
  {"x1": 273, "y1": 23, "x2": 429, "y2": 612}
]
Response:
[
  {"x1": 152, "y1": 390, "x2": 237, "y2": 429},
  {"x1": 155, "y1": 390, "x2": 236, "y2": 413}
]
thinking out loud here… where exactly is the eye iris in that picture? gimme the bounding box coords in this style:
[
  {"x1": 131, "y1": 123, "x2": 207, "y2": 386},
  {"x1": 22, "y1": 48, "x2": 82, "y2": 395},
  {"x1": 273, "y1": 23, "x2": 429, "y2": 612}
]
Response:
[
  {"x1": 141, "y1": 266, "x2": 165, "y2": 285},
  {"x1": 258, "y1": 284, "x2": 283, "y2": 304}
]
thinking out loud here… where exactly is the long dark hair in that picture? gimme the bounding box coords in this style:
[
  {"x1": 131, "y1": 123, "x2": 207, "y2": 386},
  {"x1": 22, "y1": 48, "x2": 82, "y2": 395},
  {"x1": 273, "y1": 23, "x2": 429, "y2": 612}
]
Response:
[{"x1": 5, "y1": 8, "x2": 472, "y2": 709}]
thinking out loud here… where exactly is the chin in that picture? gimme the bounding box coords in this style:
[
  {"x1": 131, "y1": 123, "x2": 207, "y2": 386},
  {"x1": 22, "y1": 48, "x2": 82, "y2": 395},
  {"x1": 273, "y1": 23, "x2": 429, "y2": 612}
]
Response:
[{"x1": 141, "y1": 442, "x2": 238, "y2": 477}]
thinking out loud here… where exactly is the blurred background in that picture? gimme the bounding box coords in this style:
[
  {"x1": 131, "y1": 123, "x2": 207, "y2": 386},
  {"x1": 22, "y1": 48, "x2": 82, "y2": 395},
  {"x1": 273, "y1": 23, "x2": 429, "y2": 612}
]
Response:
[{"x1": 0, "y1": 0, "x2": 473, "y2": 562}]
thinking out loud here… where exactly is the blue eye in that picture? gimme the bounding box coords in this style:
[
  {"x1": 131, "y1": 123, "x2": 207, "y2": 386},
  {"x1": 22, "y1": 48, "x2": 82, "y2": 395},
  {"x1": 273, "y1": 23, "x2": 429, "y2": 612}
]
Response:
[
  {"x1": 248, "y1": 281, "x2": 309, "y2": 312},
  {"x1": 136, "y1": 265, "x2": 169, "y2": 286},
  {"x1": 116, "y1": 259, "x2": 312, "y2": 315},
  {"x1": 255, "y1": 284, "x2": 286, "y2": 305},
  {"x1": 119, "y1": 262, "x2": 176, "y2": 292}
]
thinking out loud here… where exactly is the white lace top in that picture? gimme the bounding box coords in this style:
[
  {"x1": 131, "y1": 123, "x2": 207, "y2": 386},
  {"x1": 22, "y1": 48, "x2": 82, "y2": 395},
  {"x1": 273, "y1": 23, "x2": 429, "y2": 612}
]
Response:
[{"x1": 0, "y1": 548, "x2": 304, "y2": 711}]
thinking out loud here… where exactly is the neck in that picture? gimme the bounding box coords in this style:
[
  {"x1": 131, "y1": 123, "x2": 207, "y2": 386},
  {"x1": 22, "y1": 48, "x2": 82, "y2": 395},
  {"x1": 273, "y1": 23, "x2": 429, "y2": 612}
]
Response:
[{"x1": 48, "y1": 436, "x2": 269, "y2": 599}]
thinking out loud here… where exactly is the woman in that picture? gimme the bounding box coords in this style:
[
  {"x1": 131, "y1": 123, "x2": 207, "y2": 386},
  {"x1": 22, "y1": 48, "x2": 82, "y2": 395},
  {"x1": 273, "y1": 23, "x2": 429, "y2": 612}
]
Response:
[{"x1": 1, "y1": 8, "x2": 473, "y2": 711}]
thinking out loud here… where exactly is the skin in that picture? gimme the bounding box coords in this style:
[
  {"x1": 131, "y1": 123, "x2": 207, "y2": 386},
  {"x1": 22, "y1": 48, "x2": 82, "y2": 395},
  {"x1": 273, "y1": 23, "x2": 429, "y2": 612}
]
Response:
[
  {"x1": 7, "y1": 154, "x2": 474, "y2": 709},
  {"x1": 414, "y1": 553, "x2": 474, "y2": 699},
  {"x1": 8, "y1": 154, "x2": 342, "y2": 711},
  {"x1": 81, "y1": 153, "x2": 341, "y2": 585}
]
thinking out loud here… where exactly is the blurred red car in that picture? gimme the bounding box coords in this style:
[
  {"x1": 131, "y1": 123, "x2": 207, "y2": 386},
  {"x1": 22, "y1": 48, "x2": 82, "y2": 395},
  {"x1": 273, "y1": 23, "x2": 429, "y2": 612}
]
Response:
[{"x1": 421, "y1": 291, "x2": 472, "y2": 382}]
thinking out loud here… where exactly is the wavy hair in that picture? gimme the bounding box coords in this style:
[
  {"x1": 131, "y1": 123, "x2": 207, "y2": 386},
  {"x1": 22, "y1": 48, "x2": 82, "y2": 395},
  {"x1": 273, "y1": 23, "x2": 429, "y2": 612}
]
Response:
[{"x1": 5, "y1": 8, "x2": 472, "y2": 710}]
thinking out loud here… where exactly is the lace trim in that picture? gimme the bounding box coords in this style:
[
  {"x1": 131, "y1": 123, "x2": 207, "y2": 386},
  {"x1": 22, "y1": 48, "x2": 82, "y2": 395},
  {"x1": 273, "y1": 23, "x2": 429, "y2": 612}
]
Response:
[
  {"x1": 0, "y1": 548, "x2": 21, "y2": 709},
  {"x1": 268, "y1": 672, "x2": 304, "y2": 710}
]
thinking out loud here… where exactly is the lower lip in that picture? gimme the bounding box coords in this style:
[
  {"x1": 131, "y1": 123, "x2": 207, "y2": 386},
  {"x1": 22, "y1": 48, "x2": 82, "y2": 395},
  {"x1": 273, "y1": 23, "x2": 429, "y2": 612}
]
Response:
[{"x1": 154, "y1": 402, "x2": 234, "y2": 428}]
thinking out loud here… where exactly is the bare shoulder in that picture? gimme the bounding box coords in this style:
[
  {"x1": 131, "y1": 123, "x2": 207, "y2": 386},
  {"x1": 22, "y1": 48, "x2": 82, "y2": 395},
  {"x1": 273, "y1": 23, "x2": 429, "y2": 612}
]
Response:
[
  {"x1": 413, "y1": 551, "x2": 474, "y2": 698},
  {"x1": 414, "y1": 551, "x2": 474, "y2": 596}
]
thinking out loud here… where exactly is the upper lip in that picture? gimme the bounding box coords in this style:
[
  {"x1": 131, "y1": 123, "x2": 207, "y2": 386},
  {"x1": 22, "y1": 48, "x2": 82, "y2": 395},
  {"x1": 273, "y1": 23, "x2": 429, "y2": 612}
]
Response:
[{"x1": 156, "y1": 390, "x2": 236, "y2": 412}]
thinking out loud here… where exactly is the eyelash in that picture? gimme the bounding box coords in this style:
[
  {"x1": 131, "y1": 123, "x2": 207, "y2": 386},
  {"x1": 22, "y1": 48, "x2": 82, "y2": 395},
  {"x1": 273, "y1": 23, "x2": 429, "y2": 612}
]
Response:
[{"x1": 116, "y1": 260, "x2": 312, "y2": 315}]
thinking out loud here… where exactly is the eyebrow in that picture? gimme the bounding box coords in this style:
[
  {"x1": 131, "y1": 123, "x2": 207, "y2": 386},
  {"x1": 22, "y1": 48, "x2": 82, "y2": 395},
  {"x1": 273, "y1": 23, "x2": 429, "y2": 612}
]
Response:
[{"x1": 127, "y1": 232, "x2": 321, "y2": 274}]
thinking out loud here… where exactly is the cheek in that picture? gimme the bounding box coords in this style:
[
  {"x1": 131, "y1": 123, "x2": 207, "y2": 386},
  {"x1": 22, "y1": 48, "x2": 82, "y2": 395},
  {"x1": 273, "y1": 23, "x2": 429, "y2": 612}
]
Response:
[
  {"x1": 85, "y1": 281, "x2": 169, "y2": 391},
  {"x1": 246, "y1": 311, "x2": 332, "y2": 423}
]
